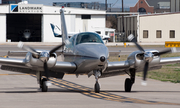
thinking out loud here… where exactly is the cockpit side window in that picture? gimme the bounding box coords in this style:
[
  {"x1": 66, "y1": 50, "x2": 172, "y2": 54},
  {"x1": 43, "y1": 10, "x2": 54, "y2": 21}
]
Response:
[
  {"x1": 76, "y1": 33, "x2": 103, "y2": 45},
  {"x1": 66, "y1": 35, "x2": 76, "y2": 48}
]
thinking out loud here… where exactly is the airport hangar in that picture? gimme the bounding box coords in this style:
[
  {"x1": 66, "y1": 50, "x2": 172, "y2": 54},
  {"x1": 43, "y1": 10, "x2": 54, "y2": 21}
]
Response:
[{"x1": 0, "y1": 4, "x2": 107, "y2": 42}]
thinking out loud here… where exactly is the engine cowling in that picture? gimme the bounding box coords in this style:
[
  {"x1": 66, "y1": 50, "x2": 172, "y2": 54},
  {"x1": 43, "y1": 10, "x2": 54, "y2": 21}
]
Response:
[
  {"x1": 25, "y1": 52, "x2": 57, "y2": 70},
  {"x1": 127, "y1": 50, "x2": 161, "y2": 70}
]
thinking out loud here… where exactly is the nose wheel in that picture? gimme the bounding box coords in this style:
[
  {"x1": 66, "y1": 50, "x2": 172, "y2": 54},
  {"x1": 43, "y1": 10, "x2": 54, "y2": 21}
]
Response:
[
  {"x1": 94, "y1": 70, "x2": 101, "y2": 93},
  {"x1": 94, "y1": 81, "x2": 100, "y2": 93}
]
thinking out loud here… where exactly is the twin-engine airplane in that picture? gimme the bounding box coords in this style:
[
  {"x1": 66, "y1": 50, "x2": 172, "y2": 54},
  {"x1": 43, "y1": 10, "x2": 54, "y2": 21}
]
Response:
[{"x1": 1, "y1": 7, "x2": 180, "y2": 93}]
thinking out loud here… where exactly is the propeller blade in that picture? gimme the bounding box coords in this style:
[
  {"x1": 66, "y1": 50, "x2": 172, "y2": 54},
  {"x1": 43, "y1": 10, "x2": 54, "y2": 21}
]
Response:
[
  {"x1": 43, "y1": 62, "x2": 52, "y2": 86},
  {"x1": 128, "y1": 34, "x2": 145, "y2": 52},
  {"x1": 18, "y1": 42, "x2": 39, "y2": 56},
  {"x1": 143, "y1": 62, "x2": 149, "y2": 81},
  {"x1": 44, "y1": 62, "x2": 49, "y2": 80},
  {"x1": 141, "y1": 62, "x2": 149, "y2": 86},
  {"x1": 134, "y1": 42, "x2": 145, "y2": 52},
  {"x1": 49, "y1": 43, "x2": 65, "y2": 55},
  {"x1": 154, "y1": 49, "x2": 172, "y2": 56}
]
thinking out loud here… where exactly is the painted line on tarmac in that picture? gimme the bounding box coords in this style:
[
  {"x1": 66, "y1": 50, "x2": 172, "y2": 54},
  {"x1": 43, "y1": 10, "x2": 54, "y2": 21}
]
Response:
[
  {"x1": 0, "y1": 74, "x2": 30, "y2": 76},
  {"x1": 49, "y1": 77, "x2": 180, "y2": 105}
]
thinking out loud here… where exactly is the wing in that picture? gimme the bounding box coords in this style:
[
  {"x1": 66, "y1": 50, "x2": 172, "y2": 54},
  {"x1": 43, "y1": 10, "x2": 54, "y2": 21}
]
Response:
[
  {"x1": 0, "y1": 57, "x2": 26, "y2": 67},
  {"x1": 159, "y1": 57, "x2": 180, "y2": 65},
  {"x1": 0, "y1": 57, "x2": 77, "y2": 79},
  {"x1": 101, "y1": 61, "x2": 130, "y2": 78}
]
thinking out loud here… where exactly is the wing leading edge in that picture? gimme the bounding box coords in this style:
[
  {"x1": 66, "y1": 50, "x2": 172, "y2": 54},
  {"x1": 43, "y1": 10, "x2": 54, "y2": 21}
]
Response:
[
  {"x1": 160, "y1": 57, "x2": 180, "y2": 65},
  {"x1": 0, "y1": 57, "x2": 26, "y2": 67}
]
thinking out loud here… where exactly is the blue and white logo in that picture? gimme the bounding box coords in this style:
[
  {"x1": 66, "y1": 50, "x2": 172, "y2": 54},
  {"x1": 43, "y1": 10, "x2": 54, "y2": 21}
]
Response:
[
  {"x1": 50, "y1": 23, "x2": 62, "y2": 37},
  {"x1": 11, "y1": 5, "x2": 18, "y2": 12}
]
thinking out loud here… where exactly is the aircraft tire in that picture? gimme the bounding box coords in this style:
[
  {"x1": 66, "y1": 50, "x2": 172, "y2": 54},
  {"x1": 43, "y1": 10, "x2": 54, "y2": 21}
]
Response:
[
  {"x1": 124, "y1": 78, "x2": 132, "y2": 92},
  {"x1": 94, "y1": 82, "x2": 100, "y2": 93},
  {"x1": 42, "y1": 78, "x2": 48, "y2": 92}
]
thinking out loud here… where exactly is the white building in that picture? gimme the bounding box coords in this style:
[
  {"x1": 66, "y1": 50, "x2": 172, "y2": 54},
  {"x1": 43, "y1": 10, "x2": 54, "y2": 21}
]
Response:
[
  {"x1": 139, "y1": 13, "x2": 180, "y2": 43},
  {"x1": 0, "y1": 4, "x2": 107, "y2": 42}
]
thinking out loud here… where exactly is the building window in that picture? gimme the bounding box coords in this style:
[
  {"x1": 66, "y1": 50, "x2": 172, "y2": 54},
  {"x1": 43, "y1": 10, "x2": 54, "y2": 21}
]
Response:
[
  {"x1": 156, "y1": 30, "x2": 162, "y2": 38},
  {"x1": 143, "y1": 30, "x2": 148, "y2": 38},
  {"x1": 81, "y1": 15, "x2": 91, "y2": 19},
  {"x1": 170, "y1": 30, "x2": 175, "y2": 38}
]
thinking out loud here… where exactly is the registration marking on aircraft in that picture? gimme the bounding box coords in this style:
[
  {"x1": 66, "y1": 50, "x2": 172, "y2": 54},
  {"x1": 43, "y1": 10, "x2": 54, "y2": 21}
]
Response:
[{"x1": 49, "y1": 77, "x2": 180, "y2": 105}]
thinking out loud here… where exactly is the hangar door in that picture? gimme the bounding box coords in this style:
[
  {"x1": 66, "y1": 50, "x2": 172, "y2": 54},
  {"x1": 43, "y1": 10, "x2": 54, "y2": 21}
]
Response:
[{"x1": 7, "y1": 14, "x2": 42, "y2": 42}]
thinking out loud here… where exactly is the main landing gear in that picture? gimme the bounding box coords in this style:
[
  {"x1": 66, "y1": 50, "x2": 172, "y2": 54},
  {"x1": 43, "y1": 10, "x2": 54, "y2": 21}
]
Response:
[
  {"x1": 94, "y1": 70, "x2": 101, "y2": 93},
  {"x1": 36, "y1": 72, "x2": 48, "y2": 92},
  {"x1": 41, "y1": 78, "x2": 48, "y2": 92},
  {"x1": 124, "y1": 69, "x2": 136, "y2": 92}
]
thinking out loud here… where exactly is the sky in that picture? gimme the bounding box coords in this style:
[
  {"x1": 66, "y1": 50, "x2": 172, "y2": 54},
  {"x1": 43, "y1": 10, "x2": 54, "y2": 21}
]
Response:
[{"x1": 0, "y1": 0, "x2": 138, "y2": 8}]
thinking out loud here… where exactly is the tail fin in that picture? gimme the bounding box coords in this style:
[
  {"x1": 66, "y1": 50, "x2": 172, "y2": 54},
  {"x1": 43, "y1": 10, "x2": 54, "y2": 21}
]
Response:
[
  {"x1": 50, "y1": 23, "x2": 62, "y2": 37},
  {"x1": 60, "y1": 7, "x2": 68, "y2": 43}
]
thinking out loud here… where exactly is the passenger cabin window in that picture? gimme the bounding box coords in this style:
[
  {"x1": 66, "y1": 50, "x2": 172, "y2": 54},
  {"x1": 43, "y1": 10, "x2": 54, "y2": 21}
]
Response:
[
  {"x1": 170, "y1": 30, "x2": 175, "y2": 38},
  {"x1": 76, "y1": 33, "x2": 103, "y2": 45},
  {"x1": 156, "y1": 30, "x2": 162, "y2": 38},
  {"x1": 143, "y1": 30, "x2": 148, "y2": 38}
]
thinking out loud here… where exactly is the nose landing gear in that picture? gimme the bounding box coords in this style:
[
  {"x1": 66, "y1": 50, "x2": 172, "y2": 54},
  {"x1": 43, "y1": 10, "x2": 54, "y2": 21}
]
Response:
[{"x1": 94, "y1": 70, "x2": 101, "y2": 93}]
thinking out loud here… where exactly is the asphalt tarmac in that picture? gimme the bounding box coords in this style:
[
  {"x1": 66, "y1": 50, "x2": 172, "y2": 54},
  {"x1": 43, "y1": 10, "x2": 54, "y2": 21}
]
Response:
[
  {"x1": 0, "y1": 71, "x2": 180, "y2": 108},
  {"x1": 0, "y1": 45, "x2": 180, "y2": 108}
]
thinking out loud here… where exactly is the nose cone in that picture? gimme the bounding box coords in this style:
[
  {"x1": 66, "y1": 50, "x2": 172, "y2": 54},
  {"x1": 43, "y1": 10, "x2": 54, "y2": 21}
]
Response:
[{"x1": 100, "y1": 56, "x2": 105, "y2": 62}]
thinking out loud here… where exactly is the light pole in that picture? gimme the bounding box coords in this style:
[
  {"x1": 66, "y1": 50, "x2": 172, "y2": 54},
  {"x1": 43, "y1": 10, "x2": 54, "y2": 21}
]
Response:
[
  {"x1": 121, "y1": 0, "x2": 125, "y2": 41},
  {"x1": 122, "y1": 0, "x2": 124, "y2": 32},
  {"x1": 105, "y1": 0, "x2": 107, "y2": 10}
]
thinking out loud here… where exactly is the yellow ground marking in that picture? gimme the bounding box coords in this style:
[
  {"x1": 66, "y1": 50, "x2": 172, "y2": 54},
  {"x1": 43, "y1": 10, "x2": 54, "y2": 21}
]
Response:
[
  {"x1": 0, "y1": 55, "x2": 8, "y2": 58},
  {"x1": 0, "y1": 74, "x2": 30, "y2": 76}
]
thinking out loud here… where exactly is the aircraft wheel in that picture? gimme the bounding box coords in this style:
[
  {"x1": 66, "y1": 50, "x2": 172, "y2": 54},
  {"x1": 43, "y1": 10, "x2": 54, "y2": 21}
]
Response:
[
  {"x1": 94, "y1": 82, "x2": 100, "y2": 93},
  {"x1": 124, "y1": 78, "x2": 132, "y2": 92},
  {"x1": 41, "y1": 78, "x2": 48, "y2": 92}
]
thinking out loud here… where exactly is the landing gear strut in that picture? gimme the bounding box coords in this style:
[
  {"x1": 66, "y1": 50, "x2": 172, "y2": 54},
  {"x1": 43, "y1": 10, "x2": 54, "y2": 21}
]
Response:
[
  {"x1": 124, "y1": 69, "x2": 136, "y2": 92},
  {"x1": 94, "y1": 70, "x2": 101, "y2": 93}
]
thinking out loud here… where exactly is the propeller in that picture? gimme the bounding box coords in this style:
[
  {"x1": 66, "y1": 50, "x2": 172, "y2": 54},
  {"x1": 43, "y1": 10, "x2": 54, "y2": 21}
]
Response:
[
  {"x1": 128, "y1": 34, "x2": 174, "y2": 86},
  {"x1": 18, "y1": 42, "x2": 65, "y2": 86},
  {"x1": 18, "y1": 42, "x2": 39, "y2": 58}
]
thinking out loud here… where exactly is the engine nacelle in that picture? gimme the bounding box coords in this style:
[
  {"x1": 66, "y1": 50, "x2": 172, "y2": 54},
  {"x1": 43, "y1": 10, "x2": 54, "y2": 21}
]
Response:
[
  {"x1": 25, "y1": 52, "x2": 57, "y2": 70},
  {"x1": 127, "y1": 50, "x2": 161, "y2": 70}
]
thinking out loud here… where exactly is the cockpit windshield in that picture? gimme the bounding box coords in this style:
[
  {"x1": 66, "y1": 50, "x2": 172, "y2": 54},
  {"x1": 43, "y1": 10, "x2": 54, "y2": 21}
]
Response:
[{"x1": 76, "y1": 32, "x2": 103, "y2": 45}]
